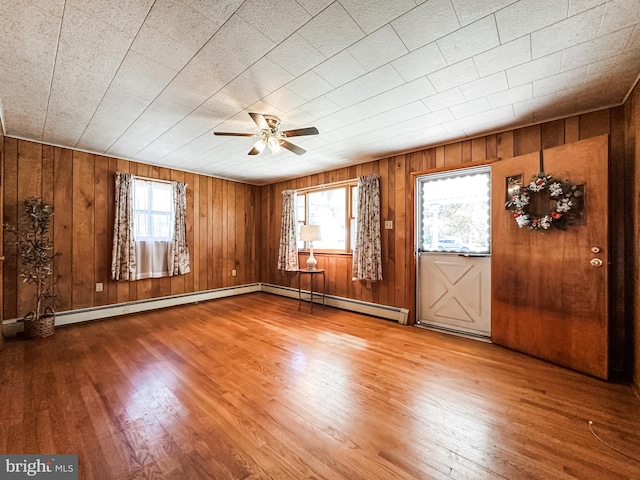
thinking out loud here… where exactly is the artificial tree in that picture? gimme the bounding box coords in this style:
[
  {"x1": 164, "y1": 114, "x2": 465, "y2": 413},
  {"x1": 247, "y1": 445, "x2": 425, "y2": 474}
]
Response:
[{"x1": 4, "y1": 197, "x2": 60, "y2": 337}]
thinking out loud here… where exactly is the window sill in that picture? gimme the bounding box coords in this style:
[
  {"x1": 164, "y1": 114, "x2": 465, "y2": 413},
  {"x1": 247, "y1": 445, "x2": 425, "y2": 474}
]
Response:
[{"x1": 298, "y1": 250, "x2": 352, "y2": 256}]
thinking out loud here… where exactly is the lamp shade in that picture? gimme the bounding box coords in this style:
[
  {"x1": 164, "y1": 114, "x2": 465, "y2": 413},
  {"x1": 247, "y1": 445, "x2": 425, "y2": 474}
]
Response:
[{"x1": 300, "y1": 224, "x2": 322, "y2": 242}]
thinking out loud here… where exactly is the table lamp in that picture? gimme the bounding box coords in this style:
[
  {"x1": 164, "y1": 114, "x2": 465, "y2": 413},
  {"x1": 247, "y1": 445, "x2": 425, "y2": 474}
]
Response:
[{"x1": 300, "y1": 224, "x2": 322, "y2": 270}]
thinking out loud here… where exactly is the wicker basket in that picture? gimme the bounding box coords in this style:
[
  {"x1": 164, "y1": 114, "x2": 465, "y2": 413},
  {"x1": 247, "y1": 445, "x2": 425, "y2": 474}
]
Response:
[{"x1": 22, "y1": 307, "x2": 55, "y2": 339}]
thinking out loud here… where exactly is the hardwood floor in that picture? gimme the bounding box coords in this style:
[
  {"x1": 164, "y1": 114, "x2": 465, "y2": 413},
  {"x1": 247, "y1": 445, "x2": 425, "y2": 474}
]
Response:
[{"x1": 1, "y1": 292, "x2": 639, "y2": 479}]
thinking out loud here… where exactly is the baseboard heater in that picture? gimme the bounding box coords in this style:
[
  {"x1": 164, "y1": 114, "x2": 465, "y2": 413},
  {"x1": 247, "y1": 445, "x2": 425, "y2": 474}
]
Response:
[{"x1": 2, "y1": 283, "x2": 409, "y2": 335}]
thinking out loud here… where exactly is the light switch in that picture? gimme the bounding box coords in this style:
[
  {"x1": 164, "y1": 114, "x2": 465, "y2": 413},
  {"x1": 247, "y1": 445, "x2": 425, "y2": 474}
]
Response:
[{"x1": 385, "y1": 220, "x2": 393, "y2": 230}]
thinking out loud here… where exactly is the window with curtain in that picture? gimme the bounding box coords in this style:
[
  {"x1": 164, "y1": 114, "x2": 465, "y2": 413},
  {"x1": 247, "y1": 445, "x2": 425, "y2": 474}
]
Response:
[
  {"x1": 296, "y1": 181, "x2": 358, "y2": 253},
  {"x1": 132, "y1": 178, "x2": 174, "y2": 280},
  {"x1": 112, "y1": 173, "x2": 190, "y2": 281}
]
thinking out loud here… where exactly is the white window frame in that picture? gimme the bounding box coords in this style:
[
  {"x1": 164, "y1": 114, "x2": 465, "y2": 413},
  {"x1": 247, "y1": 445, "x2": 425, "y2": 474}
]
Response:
[
  {"x1": 296, "y1": 180, "x2": 358, "y2": 254},
  {"x1": 133, "y1": 178, "x2": 174, "y2": 242}
]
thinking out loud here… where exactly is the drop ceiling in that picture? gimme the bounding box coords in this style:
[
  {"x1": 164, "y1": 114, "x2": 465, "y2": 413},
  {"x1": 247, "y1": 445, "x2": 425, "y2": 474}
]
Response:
[{"x1": 1, "y1": 0, "x2": 639, "y2": 185}]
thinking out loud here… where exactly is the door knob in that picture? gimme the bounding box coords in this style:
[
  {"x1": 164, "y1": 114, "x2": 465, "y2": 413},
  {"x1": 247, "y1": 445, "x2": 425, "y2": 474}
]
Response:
[
  {"x1": 590, "y1": 258, "x2": 603, "y2": 267},
  {"x1": 590, "y1": 247, "x2": 601, "y2": 254}
]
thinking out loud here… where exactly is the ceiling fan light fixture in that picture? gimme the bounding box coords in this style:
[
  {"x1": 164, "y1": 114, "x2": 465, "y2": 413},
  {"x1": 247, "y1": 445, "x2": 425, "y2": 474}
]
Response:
[{"x1": 267, "y1": 135, "x2": 282, "y2": 155}]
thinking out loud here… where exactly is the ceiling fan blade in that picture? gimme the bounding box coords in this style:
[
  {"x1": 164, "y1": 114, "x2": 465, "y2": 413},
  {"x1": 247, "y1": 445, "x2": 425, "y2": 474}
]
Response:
[
  {"x1": 249, "y1": 112, "x2": 269, "y2": 130},
  {"x1": 213, "y1": 132, "x2": 256, "y2": 137},
  {"x1": 281, "y1": 127, "x2": 319, "y2": 137},
  {"x1": 281, "y1": 140, "x2": 306, "y2": 155},
  {"x1": 248, "y1": 140, "x2": 266, "y2": 156}
]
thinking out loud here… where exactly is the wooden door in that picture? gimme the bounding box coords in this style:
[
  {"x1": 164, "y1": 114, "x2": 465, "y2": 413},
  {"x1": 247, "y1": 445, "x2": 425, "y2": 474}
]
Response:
[
  {"x1": 418, "y1": 254, "x2": 491, "y2": 337},
  {"x1": 491, "y1": 135, "x2": 609, "y2": 379}
]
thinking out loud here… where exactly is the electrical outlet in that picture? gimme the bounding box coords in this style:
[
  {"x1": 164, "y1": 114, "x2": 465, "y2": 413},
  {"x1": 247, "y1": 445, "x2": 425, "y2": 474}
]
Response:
[
  {"x1": 231, "y1": 269, "x2": 237, "y2": 277},
  {"x1": 385, "y1": 220, "x2": 393, "y2": 230},
  {"x1": 95, "y1": 282, "x2": 103, "y2": 292}
]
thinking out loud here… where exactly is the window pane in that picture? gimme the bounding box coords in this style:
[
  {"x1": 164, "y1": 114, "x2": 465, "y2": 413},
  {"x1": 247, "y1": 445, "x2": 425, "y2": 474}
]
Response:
[
  {"x1": 135, "y1": 213, "x2": 149, "y2": 238},
  {"x1": 152, "y1": 214, "x2": 171, "y2": 239},
  {"x1": 152, "y1": 184, "x2": 172, "y2": 213},
  {"x1": 309, "y1": 188, "x2": 346, "y2": 250},
  {"x1": 133, "y1": 179, "x2": 174, "y2": 241},
  {"x1": 418, "y1": 167, "x2": 491, "y2": 254},
  {"x1": 135, "y1": 183, "x2": 149, "y2": 210}
]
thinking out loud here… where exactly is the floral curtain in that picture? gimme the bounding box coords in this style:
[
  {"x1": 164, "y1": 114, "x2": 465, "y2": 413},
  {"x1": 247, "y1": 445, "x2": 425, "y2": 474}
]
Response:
[
  {"x1": 169, "y1": 180, "x2": 190, "y2": 276},
  {"x1": 111, "y1": 172, "x2": 136, "y2": 280},
  {"x1": 352, "y1": 174, "x2": 382, "y2": 281},
  {"x1": 277, "y1": 189, "x2": 299, "y2": 272}
]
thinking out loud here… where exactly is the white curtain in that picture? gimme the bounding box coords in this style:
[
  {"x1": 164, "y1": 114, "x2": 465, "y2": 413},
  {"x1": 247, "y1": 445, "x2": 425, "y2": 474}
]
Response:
[
  {"x1": 111, "y1": 172, "x2": 136, "y2": 280},
  {"x1": 169, "y1": 180, "x2": 190, "y2": 276},
  {"x1": 277, "y1": 189, "x2": 299, "y2": 272},
  {"x1": 352, "y1": 174, "x2": 382, "y2": 281}
]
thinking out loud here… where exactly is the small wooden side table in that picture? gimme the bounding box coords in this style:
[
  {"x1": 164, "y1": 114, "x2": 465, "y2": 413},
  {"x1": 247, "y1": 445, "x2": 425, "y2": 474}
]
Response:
[{"x1": 297, "y1": 268, "x2": 326, "y2": 313}]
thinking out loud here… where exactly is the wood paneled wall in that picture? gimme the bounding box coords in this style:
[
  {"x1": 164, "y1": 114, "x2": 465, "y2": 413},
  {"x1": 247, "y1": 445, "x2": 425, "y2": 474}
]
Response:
[
  {"x1": 0, "y1": 119, "x2": 4, "y2": 350},
  {"x1": 626, "y1": 83, "x2": 640, "y2": 396},
  {"x1": 259, "y1": 107, "x2": 630, "y2": 374},
  {"x1": 2, "y1": 140, "x2": 260, "y2": 320}
]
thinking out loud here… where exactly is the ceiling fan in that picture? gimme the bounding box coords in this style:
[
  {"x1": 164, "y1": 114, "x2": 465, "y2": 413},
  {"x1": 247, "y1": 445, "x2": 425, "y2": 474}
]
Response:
[{"x1": 214, "y1": 112, "x2": 319, "y2": 156}]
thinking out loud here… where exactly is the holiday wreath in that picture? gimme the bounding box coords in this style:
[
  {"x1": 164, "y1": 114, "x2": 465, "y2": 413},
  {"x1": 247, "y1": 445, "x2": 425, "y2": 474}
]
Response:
[{"x1": 506, "y1": 174, "x2": 581, "y2": 231}]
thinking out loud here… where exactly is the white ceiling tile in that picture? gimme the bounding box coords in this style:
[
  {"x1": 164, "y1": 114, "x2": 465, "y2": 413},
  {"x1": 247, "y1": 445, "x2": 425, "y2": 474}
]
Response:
[
  {"x1": 568, "y1": 0, "x2": 606, "y2": 15},
  {"x1": 242, "y1": 57, "x2": 296, "y2": 92},
  {"x1": 310, "y1": 114, "x2": 347, "y2": 134},
  {"x1": 450, "y1": 97, "x2": 491, "y2": 118},
  {"x1": 141, "y1": 0, "x2": 220, "y2": 51},
  {"x1": 299, "y1": 96, "x2": 342, "y2": 117},
  {"x1": 421, "y1": 90, "x2": 465, "y2": 116},
  {"x1": 217, "y1": 75, "x2": 271, "y2": 107},
  {"x1": 460, "y1": 71, "x2": 509, "y2": 100},
  {"x1": 347, "y1": 25, "x2": 408, "y2": 71},
  {"x1": 326, "y1": 64, "x2": 405, "y2": 108},
  {"x1": 475, "y1": 104, "x2": 515, "y2": 124},
  {"x1": 313, "y1": 50, "x2": 367, "y2": 87},
  {"x1": 0, "y1": 3, "x2": 62, "y2": 139},
  {"x1": 443, "y1": 115, "x2": 480, "y2": 132},
  {"x1": 533, "y1": 66, "x2": 588, "y2": 97},
  {"x1": 44, "y1": 6, "x2": 133, "y2": 144},
  {"x1": 130, "y1": 23, "x2": 200, "y2": 71},
  {"x1": 339, "y1": 0, "x2": 416, "y2": 34},
  {"x1": 561, "y1": 26, "x2": 633, "y2": 70},
  {"x1": 236, "y1": 0, "x2": 311, "y2": 43},
  {"x1": 109, "y1": 50, "x2": 179, "y2": 102},
  {"x1": 600, "y1": 0, "x2": 640, "y2": 34},
  {"x1": 451, "y1": 0, "x2": 518, "y2": 26},
  {"x1": 506, "y1": 52, "x2": 563, "y2": 87},
  {"x1": 285, "y1": 71, "x2": 333, "y2": 100},
  {"x1": 391, "y1": 0, "x2": 460, "y2": 51},
  {"x1": 67, "y1": 0, "x2": 153, "y2": 34},
  {"x1": 333, "y1": 76, "x2": 435, "y2": 125},
  {"x1": 282, "y1": 108, "x2": 318, "y2": 127},
  {"x1": 437, "y1": 16, "x2": 500, "y2": 64},
  {"x1": 159, "y1": 62, "x2": 226, "y2": 110},
  {"x1": 586, "y1": 50, "x2": 640, "y2": 83},
  {"x1": 297, "y1": 2, "x2": 365, "y2": 57},
  {"x1": 391, "y1": 42, "x2": 448, "y2": 82},
  {"x1": 472, "y1": 35, "x2": 531, "y2": 77},
  {"x1": 181, "y1": 0, "x2": 244, "y2": 26},
  {"x1": 531, "y1": 4, "x2": 605, "y2": 59},
  {"x1": 428, "y1": 59, "x2": 480, "y2": 92},
  {"x1": 206, "y1": 14, "x2": 276, "y2": 71},
  {"x1": 296, "y1": 0, "x2": 334, "y2": 16},
  {"x1": 488, "y1": 83, "x2": 533, "y2": 108},
  {"x1": 267, "y1": 33, "x2": 327, "y2": 76},
  {"x1": 263, "y1": 87, "x2": 307, "y2": 111},
  {"x1": 77, "y1": 91, "x2": 150, "y2": 151},
  {"x1": 495, "y1": 0, "x2": 570, "y2": 43}
]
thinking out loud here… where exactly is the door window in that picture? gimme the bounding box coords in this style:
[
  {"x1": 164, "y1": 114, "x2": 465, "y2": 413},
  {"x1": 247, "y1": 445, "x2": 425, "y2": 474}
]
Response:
[{"x1": 416, "y1": 166, "x2": 491, "y2": 254}]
